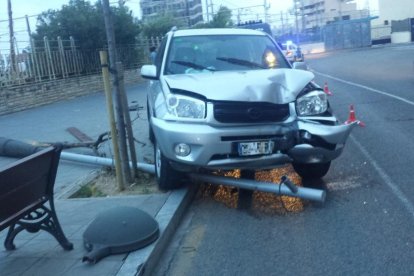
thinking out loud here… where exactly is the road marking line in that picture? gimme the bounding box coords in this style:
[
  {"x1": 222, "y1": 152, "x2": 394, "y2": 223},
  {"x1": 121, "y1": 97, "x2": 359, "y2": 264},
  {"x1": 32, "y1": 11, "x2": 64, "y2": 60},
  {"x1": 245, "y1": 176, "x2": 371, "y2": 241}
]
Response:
[
  {"x1": 314, "y1": 71, "x2": 414, "y2": 107},
  {"x1": 327, "y1": 178, "x2": 361, "y2": 191},
  {"x1": 313, "y1": 70, "x2": 414, "y2": 215},
  {"x1": 350, "y1": 135, "x2": 414, "y2": 217}
]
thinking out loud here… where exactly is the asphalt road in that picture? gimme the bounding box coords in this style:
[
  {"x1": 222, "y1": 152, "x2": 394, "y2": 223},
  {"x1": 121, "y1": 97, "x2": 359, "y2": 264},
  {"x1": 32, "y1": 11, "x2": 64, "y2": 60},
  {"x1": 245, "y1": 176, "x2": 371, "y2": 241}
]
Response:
[{"x1": 153, "y1": 44, "x2": 414, "y2": 276}]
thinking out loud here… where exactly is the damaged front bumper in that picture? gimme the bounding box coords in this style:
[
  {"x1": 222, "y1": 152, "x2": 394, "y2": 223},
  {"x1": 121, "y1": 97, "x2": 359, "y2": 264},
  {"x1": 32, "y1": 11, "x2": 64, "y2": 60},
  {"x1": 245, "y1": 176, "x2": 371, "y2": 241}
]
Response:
[
  {"x1": 152, "y1": 116, "x2": 357, "y2": 171},
  {"x1": 288, "y1": 119, "x2": 357, "y2": 164}
]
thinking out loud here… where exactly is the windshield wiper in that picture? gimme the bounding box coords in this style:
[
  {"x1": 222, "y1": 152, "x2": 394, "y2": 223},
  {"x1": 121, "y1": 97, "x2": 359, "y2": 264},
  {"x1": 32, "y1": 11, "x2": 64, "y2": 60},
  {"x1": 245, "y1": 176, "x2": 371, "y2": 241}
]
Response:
[
  {"x1": 171, "y1": 60, "x2": 216, "y2": 71},
  {"x1": 216, "y1": 57, "x2": 265, "y2": 69}
]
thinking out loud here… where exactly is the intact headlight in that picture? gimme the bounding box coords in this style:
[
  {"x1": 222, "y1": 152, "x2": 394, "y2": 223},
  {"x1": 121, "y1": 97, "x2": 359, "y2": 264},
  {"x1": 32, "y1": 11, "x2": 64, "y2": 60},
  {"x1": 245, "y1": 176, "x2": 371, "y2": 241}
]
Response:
[
  {"x1": 296, "y1": 90, "x2": 328, "y2": 116},
  {"x1": 166, "y1": 94, "x2": 206, "y2": 119}
]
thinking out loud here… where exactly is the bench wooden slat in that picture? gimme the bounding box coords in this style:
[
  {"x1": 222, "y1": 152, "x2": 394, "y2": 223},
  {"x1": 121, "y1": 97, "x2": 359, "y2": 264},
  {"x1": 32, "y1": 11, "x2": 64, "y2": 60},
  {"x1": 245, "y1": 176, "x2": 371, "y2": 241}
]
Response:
[
  {"x1": 0, "y1": 145, "x2": 73, "y2": 251},
  {"x1": 0, "y1": 148, "x2": 54, "y2": 225}
]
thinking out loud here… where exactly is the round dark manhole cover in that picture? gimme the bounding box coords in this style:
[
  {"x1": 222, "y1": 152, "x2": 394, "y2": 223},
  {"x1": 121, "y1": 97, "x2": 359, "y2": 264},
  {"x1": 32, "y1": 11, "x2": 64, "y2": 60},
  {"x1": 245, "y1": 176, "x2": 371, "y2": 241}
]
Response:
[{"x1": 82, "y1": 206, "x2": 159, "y2": 264}]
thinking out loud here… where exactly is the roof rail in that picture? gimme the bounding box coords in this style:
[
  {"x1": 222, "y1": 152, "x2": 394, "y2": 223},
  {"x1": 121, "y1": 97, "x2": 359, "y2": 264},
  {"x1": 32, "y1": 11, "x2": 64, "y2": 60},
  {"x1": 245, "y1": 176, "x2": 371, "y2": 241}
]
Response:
[{"x1": 170, "y1": 26, "x2": 178, "y2": 32}]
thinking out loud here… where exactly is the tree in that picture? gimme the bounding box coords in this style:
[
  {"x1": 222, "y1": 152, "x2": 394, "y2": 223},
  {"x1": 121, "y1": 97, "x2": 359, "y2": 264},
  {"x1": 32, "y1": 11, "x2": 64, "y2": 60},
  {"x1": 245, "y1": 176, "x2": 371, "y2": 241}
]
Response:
[
  {"x1": 210, "y1": 6, "x2": 233, "y2": 27},
  {"x1": 141, "y1": 13, "x2": 185, "y2": 38},
  {"x1": 33, "y1": 0, "x2": 140, "y2": 50},
  {"x1": 193, "y1": 6, "x2": 233, "y2": 28}
]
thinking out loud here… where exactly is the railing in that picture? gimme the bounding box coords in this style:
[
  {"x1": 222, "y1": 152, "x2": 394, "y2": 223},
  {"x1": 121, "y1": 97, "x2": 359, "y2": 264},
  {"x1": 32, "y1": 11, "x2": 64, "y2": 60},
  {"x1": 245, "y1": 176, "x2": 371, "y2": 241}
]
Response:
[{"x1": 0, "y1": 36, "x2": 162, "y2": 87}]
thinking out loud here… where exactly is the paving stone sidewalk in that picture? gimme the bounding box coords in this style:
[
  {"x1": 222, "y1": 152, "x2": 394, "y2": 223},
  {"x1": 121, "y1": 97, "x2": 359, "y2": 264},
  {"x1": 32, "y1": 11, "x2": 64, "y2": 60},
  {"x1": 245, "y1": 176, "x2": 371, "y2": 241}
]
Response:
[
  {"x1": 0, "y1": 83, "x2": 194, "y2": 275},
  {"x1": 0, "y1": 188, "x2": 195, "y2": 276}
]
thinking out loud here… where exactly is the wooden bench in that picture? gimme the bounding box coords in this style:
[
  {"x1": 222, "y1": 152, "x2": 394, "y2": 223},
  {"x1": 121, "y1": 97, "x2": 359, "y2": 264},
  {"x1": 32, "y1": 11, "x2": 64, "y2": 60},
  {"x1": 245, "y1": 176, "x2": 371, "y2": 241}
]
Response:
[{"x1": 0, "y1": 145, "x2": 73, "y2": 251}]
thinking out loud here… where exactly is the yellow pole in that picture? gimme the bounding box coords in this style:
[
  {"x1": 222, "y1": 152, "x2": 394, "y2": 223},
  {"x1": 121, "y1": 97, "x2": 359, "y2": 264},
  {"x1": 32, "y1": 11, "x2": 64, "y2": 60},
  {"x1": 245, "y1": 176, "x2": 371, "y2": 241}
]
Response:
[{"x1": 100, "y1": 51, "x2": 124, "y2": 191}]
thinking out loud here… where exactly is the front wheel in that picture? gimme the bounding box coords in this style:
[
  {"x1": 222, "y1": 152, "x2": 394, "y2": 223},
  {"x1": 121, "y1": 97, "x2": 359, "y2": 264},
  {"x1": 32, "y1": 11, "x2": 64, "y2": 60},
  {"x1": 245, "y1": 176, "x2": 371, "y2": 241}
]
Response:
[
  {"x1": 154, "y1": 142, "x2": 184, "y2": 190},
  {"x1": 292, "y1": 162, "x2": 331, "y2": 180}
]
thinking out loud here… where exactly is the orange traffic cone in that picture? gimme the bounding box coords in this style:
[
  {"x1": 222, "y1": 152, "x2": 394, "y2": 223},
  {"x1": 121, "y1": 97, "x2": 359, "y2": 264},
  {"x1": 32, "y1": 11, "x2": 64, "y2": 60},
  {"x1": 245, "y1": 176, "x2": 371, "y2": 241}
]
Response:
[
  {"x1": 345, "y1": 105, "x2": 365, "y2": 127},
  {"x1": 323, "y1": 82, "x2": 333, "y2": 96}
]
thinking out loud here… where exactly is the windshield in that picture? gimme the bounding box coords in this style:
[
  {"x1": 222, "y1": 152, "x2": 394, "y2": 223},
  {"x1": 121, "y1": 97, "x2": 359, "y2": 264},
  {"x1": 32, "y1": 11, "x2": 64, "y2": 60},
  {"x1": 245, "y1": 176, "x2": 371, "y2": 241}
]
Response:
[{"x1": 164, "y1": 34, "x2": 289, "y2": 75}]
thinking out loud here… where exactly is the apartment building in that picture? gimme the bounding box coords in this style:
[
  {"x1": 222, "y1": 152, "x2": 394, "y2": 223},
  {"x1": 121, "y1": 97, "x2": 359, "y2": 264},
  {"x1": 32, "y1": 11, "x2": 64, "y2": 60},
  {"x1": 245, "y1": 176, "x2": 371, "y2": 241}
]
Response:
[
  {"x1": 371, "y1": 0, "x2": 414, "y2": 43},
  {"x1": 299, "y1": 0, "x2": 362, "y2": 31},
  {"x1": 374, "y1": 0, "x2": 414, "y2": 25},
  {"x1": 140, "y1": 0, "x2": 203, "y2": 26}
]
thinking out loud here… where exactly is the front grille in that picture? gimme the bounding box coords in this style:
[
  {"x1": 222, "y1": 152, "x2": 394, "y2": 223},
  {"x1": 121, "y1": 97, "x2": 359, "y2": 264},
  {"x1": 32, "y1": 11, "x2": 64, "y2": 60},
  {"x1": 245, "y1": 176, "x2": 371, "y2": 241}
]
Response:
[{"x1": 213, "y1": 101, "x2": 290, "y2": 123}]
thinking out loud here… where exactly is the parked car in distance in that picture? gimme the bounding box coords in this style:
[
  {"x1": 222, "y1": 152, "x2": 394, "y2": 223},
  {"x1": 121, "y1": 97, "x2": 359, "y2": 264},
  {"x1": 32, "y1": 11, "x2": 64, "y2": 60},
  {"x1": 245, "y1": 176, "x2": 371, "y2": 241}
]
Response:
[
  {"x1": 141, "y1": 28, "x2": 356, "y2": 190},
  {"x1": 281, "y1": 41, "x2": 305, "y2": 62}
]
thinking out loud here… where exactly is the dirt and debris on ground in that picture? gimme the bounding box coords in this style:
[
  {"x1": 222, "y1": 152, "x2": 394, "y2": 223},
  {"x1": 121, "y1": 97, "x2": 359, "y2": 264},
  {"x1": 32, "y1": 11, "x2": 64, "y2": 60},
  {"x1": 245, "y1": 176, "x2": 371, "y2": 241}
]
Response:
[{"x1": 199, "y1": 165, "x2": 304, "y2": 215}]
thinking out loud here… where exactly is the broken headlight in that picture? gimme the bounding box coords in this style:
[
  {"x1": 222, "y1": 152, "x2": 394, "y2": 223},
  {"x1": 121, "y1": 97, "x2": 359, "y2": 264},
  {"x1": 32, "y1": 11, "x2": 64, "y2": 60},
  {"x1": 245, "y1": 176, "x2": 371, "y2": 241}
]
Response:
[{"x1": 296, "y1": 90, "x2": 328, "y2": 116}]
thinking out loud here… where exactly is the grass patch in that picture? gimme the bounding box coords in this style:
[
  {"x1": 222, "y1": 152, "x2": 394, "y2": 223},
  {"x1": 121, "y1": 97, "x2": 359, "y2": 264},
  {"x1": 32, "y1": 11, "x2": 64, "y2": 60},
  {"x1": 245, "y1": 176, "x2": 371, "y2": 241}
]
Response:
[
  {"x1": 69, "y1": 182, "x2": 107, "y2": 198},
  {"x1": 69, "y1": 168, "x2": 159, "y2": 198}
]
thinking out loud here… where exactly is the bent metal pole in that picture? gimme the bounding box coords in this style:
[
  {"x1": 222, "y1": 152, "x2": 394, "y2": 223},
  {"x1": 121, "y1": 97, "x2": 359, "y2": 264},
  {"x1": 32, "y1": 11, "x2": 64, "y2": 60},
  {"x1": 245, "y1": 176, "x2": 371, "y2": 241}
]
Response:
[
  {"x1": 60, "y1": 151, "x2": 155, "y2": 175},
  {"x1": 189, "y1": 173, "x2": 326, "y2": 203}
]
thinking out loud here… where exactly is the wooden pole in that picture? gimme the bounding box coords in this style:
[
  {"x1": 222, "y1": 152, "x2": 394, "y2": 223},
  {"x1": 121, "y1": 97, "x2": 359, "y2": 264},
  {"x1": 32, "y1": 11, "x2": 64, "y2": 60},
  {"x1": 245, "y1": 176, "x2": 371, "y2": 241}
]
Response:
[
  {"x1": 102, "y1": 0, "x2": 131, "y2": 184},
  {"x1": 100, "y1": 51, "x2": 124, "y2": 191},
  {"x1": 8, "y1": 0, "x2": 16, "y2": 74}
]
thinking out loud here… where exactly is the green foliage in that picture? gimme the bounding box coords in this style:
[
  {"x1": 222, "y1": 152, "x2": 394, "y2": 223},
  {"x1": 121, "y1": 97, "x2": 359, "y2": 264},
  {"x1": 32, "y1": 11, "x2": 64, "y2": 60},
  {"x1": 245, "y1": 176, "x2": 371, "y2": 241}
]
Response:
[
  {"x1": 193, "y1": 6, "x2": 233, "y2": 29},
  {"x1": 33, "y1": 0, "x2": 140, "y2": 50},
  {"x1": 142, "y1": 13, "x2": 185, "y2": 37},
  {"x1": 210, "y1": 6, "x2": 233, "y2": 27},
  {"x1": 69, "y1": 182, "x2": 106, "y2": 198}
]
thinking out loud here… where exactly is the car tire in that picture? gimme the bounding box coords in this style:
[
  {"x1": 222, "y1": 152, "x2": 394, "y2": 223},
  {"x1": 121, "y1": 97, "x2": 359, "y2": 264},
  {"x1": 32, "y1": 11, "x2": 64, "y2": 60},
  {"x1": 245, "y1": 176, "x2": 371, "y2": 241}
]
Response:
[
  {"x1": 292, "y1": 162, "x2": 331, "y2": 179},
  {"x1": 154, "y1": 141, "x2": 184, "y2": 190}
]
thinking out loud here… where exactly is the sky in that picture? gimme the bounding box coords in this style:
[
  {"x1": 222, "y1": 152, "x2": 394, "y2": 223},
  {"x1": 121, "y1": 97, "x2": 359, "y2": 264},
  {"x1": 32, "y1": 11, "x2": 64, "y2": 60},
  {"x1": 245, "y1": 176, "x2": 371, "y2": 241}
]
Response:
[{"x1": 0, "y1": 0, "x2": 379, "y2": 52}]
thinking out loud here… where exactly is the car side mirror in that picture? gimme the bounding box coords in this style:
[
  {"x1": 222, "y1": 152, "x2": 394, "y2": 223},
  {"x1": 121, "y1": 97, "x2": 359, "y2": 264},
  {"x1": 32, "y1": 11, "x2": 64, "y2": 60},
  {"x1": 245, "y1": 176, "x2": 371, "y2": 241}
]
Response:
[
  {"x1": 292, "y1": 62, "x2": 308, "y2": 71},
  {"x1": 141, "y1": 65, "x2": 158, "y2": 80}
]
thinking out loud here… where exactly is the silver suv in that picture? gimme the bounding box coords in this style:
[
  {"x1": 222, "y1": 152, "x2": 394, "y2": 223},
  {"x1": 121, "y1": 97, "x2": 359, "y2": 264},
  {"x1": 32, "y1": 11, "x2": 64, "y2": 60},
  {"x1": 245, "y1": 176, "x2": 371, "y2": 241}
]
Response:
[{"x1": 141, "y1": 28, "x2": 356, "y2": 190}]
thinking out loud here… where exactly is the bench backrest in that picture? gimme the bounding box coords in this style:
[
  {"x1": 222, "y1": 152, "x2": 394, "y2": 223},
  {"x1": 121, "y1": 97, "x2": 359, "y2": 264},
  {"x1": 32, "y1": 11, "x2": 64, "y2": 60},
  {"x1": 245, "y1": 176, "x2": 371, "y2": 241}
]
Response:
[{"x1": 0, "y1": 146, "x2": 61, "y2": 231}]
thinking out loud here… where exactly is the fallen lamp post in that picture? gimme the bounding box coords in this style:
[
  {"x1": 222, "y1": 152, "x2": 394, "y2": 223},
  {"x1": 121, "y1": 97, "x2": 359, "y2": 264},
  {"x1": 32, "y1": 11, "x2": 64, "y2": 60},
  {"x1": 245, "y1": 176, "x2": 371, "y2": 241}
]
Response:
[
  {"x1": 62, "y1": 151, "x2": 325, "y2": 203},
  {"x1": 60, "y1": 151, "x2": 155, "y2": 175},
  {"x1": 0, "y1": 137, "x2": 326, "y2": 203},
  {"x1": 190, "y1": 173, "x2": 326, "y2": 203}
]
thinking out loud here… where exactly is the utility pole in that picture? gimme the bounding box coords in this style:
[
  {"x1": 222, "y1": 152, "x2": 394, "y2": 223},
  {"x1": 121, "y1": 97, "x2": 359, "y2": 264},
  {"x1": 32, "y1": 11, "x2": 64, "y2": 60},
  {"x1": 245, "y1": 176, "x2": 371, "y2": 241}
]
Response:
[
  {"x1": 294, "y1": 0, "x2": 300, "y2": 45},
  {"x1": 263, "y1": 0, "x2": 270, "y2": 23},
  {"x1": 8, "y1": 0, "x2": 16, "y2": 73},
  {"x1": 185, "y1": 0, "x2": 190, "y2": 27},
  {"x1": 300, "y1": 0, "x2": 305, "y2": 33},
  {"x1": 205, "y1": 0, "x2": 210, "y2": 22}
]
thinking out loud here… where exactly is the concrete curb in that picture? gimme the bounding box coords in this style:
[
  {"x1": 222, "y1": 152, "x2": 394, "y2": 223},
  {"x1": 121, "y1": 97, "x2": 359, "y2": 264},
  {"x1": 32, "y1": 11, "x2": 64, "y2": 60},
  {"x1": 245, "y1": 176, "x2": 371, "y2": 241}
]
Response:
[{"x1": 115, "y1": 183, "x2": 199, "y2": 276}]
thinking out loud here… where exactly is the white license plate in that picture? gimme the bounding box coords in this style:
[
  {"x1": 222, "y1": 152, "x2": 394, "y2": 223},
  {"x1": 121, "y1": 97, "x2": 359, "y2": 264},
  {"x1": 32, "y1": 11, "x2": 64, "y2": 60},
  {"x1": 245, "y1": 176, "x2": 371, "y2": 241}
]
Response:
[{"x1": 237, "y1": 141, "x2": 274, "y2": 156}]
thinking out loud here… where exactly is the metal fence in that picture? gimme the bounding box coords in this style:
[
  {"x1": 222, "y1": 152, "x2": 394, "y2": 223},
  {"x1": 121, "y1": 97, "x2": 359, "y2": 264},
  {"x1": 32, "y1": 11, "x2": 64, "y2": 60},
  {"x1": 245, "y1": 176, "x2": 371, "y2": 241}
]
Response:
[
  {"x1": 0, "y1": 36, "x2": 162, "y2": 87},
  {"x1": 324, "y1": 18, "x2": 372, "y2": 51}
]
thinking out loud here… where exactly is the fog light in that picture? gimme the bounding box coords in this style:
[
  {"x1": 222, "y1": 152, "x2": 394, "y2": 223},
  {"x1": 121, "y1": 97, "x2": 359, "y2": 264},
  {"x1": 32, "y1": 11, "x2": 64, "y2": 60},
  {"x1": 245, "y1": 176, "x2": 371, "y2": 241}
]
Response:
[{"x1": 175, "y1": 143, "x2": 191, "y2": 157}]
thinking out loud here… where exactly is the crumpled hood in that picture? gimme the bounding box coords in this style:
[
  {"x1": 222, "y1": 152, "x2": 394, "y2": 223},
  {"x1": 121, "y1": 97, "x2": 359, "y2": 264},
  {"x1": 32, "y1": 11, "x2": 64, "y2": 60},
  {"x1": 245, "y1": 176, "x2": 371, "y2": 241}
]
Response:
[{"x1": 163, "y1": 69, "x2": 315, "y2": 103}]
